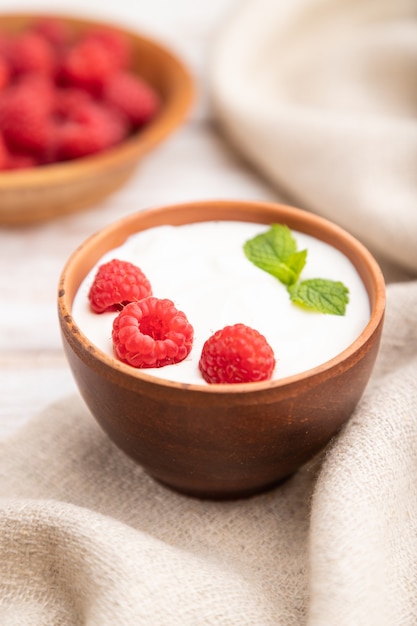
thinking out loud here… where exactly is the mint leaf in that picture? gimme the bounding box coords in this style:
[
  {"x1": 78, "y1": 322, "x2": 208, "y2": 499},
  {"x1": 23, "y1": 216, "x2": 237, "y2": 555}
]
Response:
[
  {"x1": 288, "y1": 279, "x2": 349, "y2": 315},
  {"x1": 286, "y1": 249, "x2": 308, "y2": 283},
  {"x1": 263, "y1": 223, "x2": 298, "y2": 258},
  {"x1": 243, "y1": 224, "x2": 307, "y2": 286},
  {"x1": 243, "y1": 224, "x2": 350, "y2": 315}
]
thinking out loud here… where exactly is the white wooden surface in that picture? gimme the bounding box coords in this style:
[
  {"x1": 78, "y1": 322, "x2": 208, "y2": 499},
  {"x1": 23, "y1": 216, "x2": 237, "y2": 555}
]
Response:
[{"x1": 0, "y1": 0, "x2": 281, "y2": 439}]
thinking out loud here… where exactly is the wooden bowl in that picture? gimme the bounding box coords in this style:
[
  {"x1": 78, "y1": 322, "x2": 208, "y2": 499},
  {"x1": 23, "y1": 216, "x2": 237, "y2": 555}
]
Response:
[
  {"x1": 0, "y1": 14, "x2": 194, "y2": 226},
  {"x1": 58, "y1": 199, "x2": 386, "y2": 499}
]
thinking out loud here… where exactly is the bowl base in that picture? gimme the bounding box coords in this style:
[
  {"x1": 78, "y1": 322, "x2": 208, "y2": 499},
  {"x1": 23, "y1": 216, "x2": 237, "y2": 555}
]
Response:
[{"x1": 151, "y1": 473, "x2": 293, "y2": 501}]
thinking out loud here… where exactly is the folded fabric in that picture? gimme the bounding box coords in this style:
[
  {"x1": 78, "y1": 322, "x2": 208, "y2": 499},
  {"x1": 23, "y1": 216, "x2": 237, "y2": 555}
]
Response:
[
  {"x1": 209, "y1": 0, "x2": 417, "y2": 273},
  {"x1": 1, "y1": 280, "x2": 417, "y2": 625}
]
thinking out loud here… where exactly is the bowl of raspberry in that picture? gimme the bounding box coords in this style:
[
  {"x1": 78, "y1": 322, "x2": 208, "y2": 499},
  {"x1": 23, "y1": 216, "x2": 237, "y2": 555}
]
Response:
[
  {"x1": 0, "y1": 14, "x2": 194, "y2": 225},
  {"x1": 58, "y1": 199, "x2": 386, "y2": 499}
]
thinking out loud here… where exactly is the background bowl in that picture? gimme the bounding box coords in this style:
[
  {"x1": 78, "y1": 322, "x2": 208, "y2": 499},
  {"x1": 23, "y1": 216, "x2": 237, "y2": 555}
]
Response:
[
  {"x1": 0, "y1": 13, "x2": 194, "y2": 226},
  {"x1": 58, "y1": 200, "x2": 386, "y2": 499}
]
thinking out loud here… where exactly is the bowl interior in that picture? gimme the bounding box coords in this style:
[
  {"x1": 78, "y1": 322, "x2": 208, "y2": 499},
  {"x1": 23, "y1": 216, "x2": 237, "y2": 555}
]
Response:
[{"x1": 59, "y1": 199, "x2": 386, "y2": 392}]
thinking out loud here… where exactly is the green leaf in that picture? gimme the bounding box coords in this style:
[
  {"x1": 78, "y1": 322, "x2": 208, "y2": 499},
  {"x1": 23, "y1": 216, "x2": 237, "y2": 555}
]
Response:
[
  {"x1": 243, "y1": 224, "x2": 350, "y2": 315},
  {"x1": 264, "y1": 224, "x2": 298, "y2": 259},
  {"x1": 243, "y1": 224, "x2": 307, "y2": 286},
  {"x1": 285, "y1": 249, "x2": 307, "y2": 284},
  {"x1": 288, "y1": 279, "x2": 350, "y2": 315}
]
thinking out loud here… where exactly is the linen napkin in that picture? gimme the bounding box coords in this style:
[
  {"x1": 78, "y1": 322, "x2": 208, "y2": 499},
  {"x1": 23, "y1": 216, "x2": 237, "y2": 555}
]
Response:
[
  {"x1": 2, "y1": 0, "x2": 417, "y2": 624},
  {"x1": 209, "y1": 0, "x2": 417, "y2": 274},
  {"x1": 1, "y1": 279, "x2": 417, "y2": 625}
]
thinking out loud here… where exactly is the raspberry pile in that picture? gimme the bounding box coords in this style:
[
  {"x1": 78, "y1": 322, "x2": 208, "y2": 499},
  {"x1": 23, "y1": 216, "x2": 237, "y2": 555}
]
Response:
[
  {"x1": 0, "y1": 17, "x2": 160, "y2": 170},
  {"x1": 88, "y1": 258, "x2": 194, "y2": 369},
  {"x1": 88, "y1": 258, "x2": 276, "y2": 382},
  {"x1": 199, "y1": 323, "x2": 276, "y2": 384}
]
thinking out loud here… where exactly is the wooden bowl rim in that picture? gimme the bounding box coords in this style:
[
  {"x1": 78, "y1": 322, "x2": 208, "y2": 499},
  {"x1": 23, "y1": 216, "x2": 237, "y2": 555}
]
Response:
[
  {"x1": 58, "y1": 199, "x2": 386, "y2": 395},
  {"x1": 0, "y1": 12, "x2": 194, "y2": 190}
]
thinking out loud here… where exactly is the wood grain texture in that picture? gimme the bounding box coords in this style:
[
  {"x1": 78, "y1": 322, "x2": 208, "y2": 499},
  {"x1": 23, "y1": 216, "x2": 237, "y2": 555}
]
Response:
[{"x1": 58, "y1": 200, "x2": 385, "y2": 498}]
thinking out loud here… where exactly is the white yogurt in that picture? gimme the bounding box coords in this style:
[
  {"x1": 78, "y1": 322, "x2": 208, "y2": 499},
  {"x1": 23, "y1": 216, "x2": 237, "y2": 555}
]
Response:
[{"x1": 72, "y1": 221, "x2": 371, "y2": 384}]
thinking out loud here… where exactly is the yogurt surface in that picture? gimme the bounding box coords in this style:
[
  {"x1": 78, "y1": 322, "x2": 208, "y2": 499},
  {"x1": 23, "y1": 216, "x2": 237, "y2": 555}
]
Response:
[{"x1": 72, "y1": 221, "x2": 371, "y2": 384}]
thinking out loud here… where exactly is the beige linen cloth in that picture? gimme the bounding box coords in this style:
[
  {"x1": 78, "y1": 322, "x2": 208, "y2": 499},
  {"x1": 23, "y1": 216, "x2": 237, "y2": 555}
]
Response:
[
  {"x1": 1, "y1": 0, "x2": 417, "y2": 624},
  {"x1": 210, "y1": 0, "x2": 417, "y2": 274}
]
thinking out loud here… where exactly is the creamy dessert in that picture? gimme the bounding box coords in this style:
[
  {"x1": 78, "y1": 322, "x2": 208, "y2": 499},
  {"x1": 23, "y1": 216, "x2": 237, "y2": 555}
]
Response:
[{"x1": 72, "y1": 220, "x2": 371, "y2": 384}]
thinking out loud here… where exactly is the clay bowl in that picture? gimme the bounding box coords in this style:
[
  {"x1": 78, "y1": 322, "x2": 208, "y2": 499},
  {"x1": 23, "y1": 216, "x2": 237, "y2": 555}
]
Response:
[
  {"x1": 58, "y1": 199, "x2": 386, "y2": 499},
  {"x1": 0, "y1": 14, "x2": 194, "y2": 226}
]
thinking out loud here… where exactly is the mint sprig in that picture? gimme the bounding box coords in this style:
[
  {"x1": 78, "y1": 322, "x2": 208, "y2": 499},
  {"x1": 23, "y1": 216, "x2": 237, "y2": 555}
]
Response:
[{"x1": 243, "y1": 224, "x2": 349, "y2": 315}]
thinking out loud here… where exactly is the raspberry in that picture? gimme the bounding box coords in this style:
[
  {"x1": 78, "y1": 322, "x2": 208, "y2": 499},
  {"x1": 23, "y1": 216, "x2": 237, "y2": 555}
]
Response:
[
  {"x1": 32, "y1": 17, "x2": 72, "y2": 49},
  {"x1": 88, "y1": 259, "x2": 152, "y2": 313},
  {"x1": 103, "y1": 71, "x2": 160, "y2": 126},
  {"x1": 0, "y1": 57, "x2": 11, "y2": 90},
  {"x1": 112, "y1": 297, "x2": 194, "y2": 368},
  {"x1": 83, "y1": 28, "x2": 131, "y2": 70},
  {"x1": 18, "y1": 73, "x2": 56, "y2": 108},
  {"x1": 3, "y1": 149, "x2": 38, "y2": 170},
  {"x1": 0, "y1": 80, "x2": 53, "y2": 157},
  {"x1": 60, "y1": 38, "x2": 119, "y2": 95},
  {"x1": 54, "y1": 99, "x2": 128, "y2": 160},
  {"x1": 8, "y1": 31, "x2": 56, "y2": 77},
  {"x1": 0, "y1": 133, "x2": 8, "y2": 168},
  {"x1": 0, "y1": 34, "x2": 11, "y2": 57},
  {"x1": 0, "y1": 136, "x2": 40, "y2": 170},
  {"x1": 199, "y1": 323, "x2": 276, "y2": 384},
  {"x1": 54, "y1": 87, "x2": 92, "y2": 117}
]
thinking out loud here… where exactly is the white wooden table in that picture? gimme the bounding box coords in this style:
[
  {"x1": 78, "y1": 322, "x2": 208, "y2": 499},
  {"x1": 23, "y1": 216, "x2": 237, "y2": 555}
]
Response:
[{"x1": 0, "y1": 0, "x2": 281, "y2": 439}]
